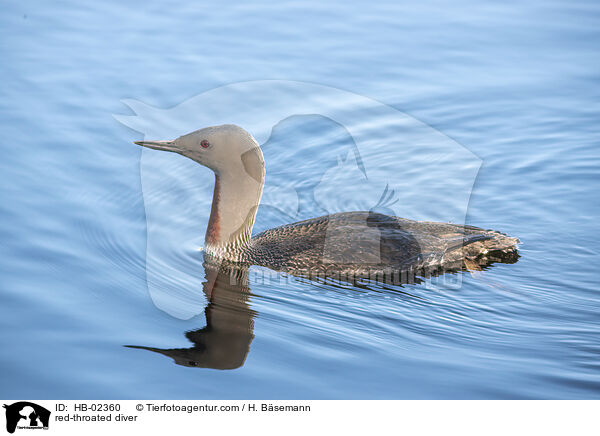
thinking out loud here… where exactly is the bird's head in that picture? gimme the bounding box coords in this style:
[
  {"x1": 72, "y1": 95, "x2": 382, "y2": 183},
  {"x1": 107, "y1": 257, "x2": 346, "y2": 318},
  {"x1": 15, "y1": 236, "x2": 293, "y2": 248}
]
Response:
[{"x1": 135, "y1": 124, "x2": 264, "y2": 181}]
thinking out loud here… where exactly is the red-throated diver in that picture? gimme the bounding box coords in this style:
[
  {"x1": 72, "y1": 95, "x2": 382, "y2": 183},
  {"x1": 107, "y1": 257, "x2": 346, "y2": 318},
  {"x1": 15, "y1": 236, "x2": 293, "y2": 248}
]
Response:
[{"x1": 135, "y1": 124, "x2": 519, "y2": 281}]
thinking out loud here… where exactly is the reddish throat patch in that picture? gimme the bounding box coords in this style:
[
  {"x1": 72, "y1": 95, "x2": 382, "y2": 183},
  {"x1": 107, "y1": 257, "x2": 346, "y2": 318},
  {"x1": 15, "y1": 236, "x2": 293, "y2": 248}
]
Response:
[{"x1": 205, "y1": 175, "x2": 221, "y2": 244}]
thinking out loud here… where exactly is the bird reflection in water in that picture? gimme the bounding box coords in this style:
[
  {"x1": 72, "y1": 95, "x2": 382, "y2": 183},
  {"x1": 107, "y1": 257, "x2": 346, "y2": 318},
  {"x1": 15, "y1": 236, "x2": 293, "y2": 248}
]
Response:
[
  {"x1": 126, "y1": 259, "x2": 256, "y2": 370},
  {"x1": 125, "y1": 246, "x2": 519, "y2": 370}
]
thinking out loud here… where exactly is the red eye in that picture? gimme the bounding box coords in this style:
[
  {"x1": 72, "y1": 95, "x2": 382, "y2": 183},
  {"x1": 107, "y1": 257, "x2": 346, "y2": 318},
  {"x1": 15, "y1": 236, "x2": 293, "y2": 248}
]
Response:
[{"x1": 201, "y1": 140, "x2": 210, "y2": 148}]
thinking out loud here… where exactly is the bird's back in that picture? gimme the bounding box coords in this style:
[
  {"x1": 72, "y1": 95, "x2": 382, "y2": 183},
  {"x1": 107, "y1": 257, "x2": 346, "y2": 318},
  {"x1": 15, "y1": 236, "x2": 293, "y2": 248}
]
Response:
[{"x1": 247, "y1": 211, "x2": 519, "y2": 281}]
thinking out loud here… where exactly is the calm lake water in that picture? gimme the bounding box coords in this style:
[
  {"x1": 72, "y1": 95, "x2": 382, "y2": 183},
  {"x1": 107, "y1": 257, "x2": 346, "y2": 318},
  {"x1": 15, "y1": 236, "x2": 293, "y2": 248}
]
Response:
[{"x1": 1, "y1": 0, "x2": 599, "y2": 399}]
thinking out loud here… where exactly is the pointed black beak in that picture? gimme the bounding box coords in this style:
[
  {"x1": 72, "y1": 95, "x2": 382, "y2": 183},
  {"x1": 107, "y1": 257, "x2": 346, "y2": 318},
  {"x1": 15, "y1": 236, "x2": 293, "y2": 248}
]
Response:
[{"x1": 134, "y1": 140, "x2": 179, "y2": 152}]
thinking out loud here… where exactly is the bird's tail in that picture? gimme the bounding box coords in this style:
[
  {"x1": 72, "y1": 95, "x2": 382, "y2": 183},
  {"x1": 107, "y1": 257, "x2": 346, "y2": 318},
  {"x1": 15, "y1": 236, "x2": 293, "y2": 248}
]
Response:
[{"x1": 462, "y1": 229, "x2": 520, "y2": 265}]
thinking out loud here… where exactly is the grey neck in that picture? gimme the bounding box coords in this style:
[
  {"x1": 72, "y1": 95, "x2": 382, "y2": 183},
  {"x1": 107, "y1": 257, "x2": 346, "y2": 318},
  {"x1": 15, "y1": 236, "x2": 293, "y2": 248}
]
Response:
[{"x1": 204, "y1": 148, "x2": 265, "y2": 260}]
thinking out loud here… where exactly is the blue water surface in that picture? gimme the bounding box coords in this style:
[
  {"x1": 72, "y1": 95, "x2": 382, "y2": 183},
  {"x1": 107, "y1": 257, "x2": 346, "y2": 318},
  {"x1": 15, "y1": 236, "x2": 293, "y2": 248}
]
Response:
[{"x1": 1, "y1": 0, "x2": 599, "y2": 399}]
